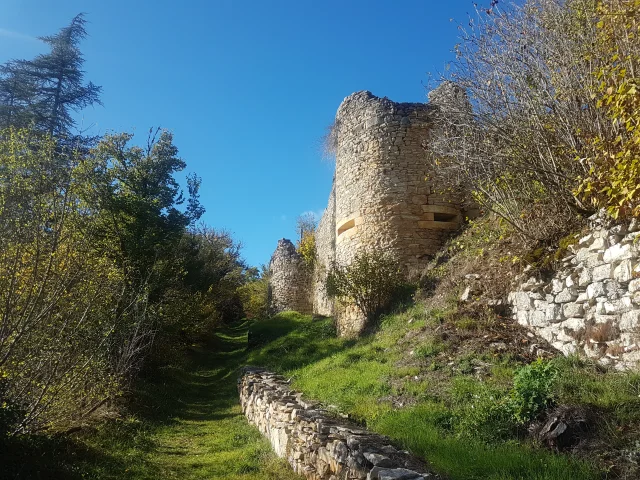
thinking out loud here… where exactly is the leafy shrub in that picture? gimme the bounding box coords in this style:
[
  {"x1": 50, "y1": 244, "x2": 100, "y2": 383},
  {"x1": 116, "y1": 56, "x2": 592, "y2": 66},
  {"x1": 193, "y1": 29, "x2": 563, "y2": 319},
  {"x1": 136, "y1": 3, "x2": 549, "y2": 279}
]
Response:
[
  {"x1": 295, "y1": 213, "x2": 317, "y2": 267},
  {"x1": 326, "y1": 250, "x2": 404, "y2": 325},
  {"x1": 577, "y1": 0, "x2": 640, "y2": 219},
  {"x1": 510, "y1": 359, "x2": 558, "y2": 424},
  {"x1": 237, "y1": 273, "x2": 270, "y2": 320},
  {"x1": 428, "y1": 0, "x2": 605, "y2": 241},
  {"x1": 297, "y1": 231, "x2": 317, "y2": 268}
]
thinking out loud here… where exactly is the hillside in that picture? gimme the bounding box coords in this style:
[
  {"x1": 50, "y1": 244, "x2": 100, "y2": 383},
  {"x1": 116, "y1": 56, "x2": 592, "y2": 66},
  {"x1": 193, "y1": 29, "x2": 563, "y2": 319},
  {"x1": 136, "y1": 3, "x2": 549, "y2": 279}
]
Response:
[{"x1": 246, "y1": 304, "x2": 640, "y2": 480}]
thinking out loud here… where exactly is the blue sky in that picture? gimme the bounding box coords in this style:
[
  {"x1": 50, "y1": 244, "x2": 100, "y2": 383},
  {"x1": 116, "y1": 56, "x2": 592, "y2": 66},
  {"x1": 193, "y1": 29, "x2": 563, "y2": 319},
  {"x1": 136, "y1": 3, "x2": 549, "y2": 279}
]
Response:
[{"x1": 0, "y1": 0, "x2": 479, "y2": 268}]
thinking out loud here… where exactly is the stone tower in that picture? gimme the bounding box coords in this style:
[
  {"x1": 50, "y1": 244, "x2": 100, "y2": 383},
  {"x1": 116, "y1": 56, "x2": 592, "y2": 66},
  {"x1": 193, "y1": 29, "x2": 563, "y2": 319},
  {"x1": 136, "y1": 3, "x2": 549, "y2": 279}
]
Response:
[
  {"x1": 268, "y1": 239, "x2": 313, "y2": 315},
  {"x1": 269, "y1": 88, "x2": 467, "y2": 335},
  {"x1": 331, "y1": 91, "x2": 462, "y2": 275}
]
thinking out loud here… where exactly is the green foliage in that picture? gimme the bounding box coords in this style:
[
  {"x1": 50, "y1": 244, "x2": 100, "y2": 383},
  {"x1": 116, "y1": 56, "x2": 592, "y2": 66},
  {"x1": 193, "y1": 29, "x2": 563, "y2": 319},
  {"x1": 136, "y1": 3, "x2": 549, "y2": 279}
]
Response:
[
  {"x1": 247, "y1": 312, "x2": 342, "y2": 371},
  {"x1": 0, "y1": 323, "x2": 301, "y2": 480},
  {"x1": 76, "y1": 129, "x2": 203, "y2": 287},
  {"x1": 577, "y1": 0, "x2": 640, "y2": 219},
  {"x1": 0, "y1": 14, "x2": 101, "y2": 136},
  {"x1": 0, "y1": 126, "x2": 247, "y2": 434},
  {"x1": 449, "y1": 376, "x2": 517, "y2": 442},
  {"x1": 0, "y1": 127, "x2": 136, "y2": 433},
  {"x1": 237, "y1": 267, "x2": 270, "y2": 320},
  {"x1": 414, "y1": 339, "x2": 446, "y2": 359},
  {"x1": 510, "y1": 359, "x2": 558, "y2": 424},
  {"x1": 246, "y1": 312, "x2": 599, "y2": 479},
  {"x1": 295, "y1": 213, "x2": 317, "y2": 268},
  {"x1": 296, "y1": 231, "x2": 317, "y2": 268},
  {"x1": 326, "y1": 250, "x2": 404, "y2": 325}
]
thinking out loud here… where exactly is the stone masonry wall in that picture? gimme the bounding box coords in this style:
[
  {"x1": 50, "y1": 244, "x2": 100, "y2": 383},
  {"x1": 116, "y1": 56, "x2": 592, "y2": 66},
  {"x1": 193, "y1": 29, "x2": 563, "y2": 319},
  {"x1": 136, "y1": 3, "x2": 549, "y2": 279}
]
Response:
[
  {"x1": 313, "y1": 182, "x2": 336, "y2": 317},
  {"x1": 328, "y1": 91, "x2": 463, "y2": 335},
  {"x1": 239, "y1": 367, "x2": 437, "y2": 480},
  {"x1": 333, "y1": 91, "x2": 461, "y2": 274},
  {"x1": 509, "y1": 219, "x2": 640, "y2": 370},
  {"x1": 269, "y1": 88, "x2": 466, "y2": 336},
  {"x1": 269, "y1": 239, "x2": 313, "y2": 315}
]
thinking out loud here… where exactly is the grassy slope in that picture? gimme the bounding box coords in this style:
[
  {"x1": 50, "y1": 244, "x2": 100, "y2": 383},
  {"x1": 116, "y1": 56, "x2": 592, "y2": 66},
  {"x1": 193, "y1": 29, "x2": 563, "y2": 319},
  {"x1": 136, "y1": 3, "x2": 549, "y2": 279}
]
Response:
[
  {"x1": 248, "y1": 310, "x2": 640, "y2": 480},
  {"x1": 0, "y1": 322, "x2": 301, "y2": 480}
]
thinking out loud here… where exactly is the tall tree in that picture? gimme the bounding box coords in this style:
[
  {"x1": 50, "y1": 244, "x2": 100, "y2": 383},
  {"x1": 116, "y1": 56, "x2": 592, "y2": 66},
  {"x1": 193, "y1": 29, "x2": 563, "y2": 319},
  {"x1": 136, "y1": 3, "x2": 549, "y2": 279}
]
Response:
[
  {"x1": 0, "y1": 61, "x2": 37, "y2": 129},
  {"x1": 76, "y1": 129, "x2": 204, "y2": 288},
  {"x1": 0, "y1": 14, "x2": 102, "y2": 136}
]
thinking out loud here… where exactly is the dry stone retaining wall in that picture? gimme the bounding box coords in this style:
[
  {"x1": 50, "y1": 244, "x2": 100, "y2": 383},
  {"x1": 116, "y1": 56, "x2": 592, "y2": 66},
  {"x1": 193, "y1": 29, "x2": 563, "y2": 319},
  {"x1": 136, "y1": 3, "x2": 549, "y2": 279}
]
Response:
[
  {"x1": 509, "y1": 219, "x2": 640, "y2": 370},
  {"x1": 269, "y1": 239, "x2": 313, "y2": 315},
  {"x1": 239, "y1": 367, "x2": 436, "y2": 480}
]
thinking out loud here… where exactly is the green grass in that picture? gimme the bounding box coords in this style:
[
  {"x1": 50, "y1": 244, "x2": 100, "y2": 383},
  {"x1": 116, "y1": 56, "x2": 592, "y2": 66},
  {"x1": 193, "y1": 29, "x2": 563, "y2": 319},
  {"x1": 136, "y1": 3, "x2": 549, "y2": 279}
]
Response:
[
  {"x1": 0, "y1": 322, "x2": 301, "y2": 480},
  {"x1": 247, "y1": 309, "x2": 603, "y2": 480}
]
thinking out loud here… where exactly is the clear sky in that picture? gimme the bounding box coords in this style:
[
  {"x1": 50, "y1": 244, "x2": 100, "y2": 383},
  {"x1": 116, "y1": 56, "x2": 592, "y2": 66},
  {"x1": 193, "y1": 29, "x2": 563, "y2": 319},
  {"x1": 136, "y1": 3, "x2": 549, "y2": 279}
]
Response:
[{"x1": 0, "y1": 0, "x2": 479, "y2": 268}]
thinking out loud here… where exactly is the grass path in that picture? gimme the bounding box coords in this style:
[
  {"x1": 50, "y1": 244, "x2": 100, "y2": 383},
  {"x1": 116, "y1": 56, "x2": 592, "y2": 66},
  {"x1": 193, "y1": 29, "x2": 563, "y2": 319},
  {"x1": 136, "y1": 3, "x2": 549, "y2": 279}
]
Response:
[{"x1": 1, "y1": 322, "x2": 301, "y2": 479}]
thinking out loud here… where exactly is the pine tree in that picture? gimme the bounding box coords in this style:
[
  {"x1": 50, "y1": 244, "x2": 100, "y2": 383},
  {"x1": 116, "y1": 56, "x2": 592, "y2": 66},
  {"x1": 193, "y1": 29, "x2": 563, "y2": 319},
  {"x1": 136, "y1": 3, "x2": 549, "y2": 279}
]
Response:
[
  {"x1": 0, "y1": 14, "x2": 102, "y2": 136},
  {"x1": 0, "y1": 61, "x2": 38, "y2": 129}
]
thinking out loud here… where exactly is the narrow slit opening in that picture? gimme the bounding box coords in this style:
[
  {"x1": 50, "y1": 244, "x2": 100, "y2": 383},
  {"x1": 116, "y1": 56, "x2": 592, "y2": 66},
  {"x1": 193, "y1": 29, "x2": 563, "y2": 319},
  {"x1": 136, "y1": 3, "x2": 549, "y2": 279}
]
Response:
[{"x1": 433, "y1": 212, "x2": 457, "y2": 222}]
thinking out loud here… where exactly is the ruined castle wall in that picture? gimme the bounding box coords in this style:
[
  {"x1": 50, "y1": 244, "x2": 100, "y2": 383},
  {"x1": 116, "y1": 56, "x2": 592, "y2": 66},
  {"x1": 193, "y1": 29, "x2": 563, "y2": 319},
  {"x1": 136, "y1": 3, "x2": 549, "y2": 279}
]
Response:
[
  {"x1": 331, "y1": 91, "x2": 463, "y2": 335},
  {"x1": 239, "y1": 367, "x2": 436, "y2": 480},
  {"x1": 508, "y1": 219, "x2": 640, "y2": 370},
  {"x1": 313, "y1": 182, "x2": 336, "y2": 317},
  {"x1": 269, "y1": 90, "x2": 466, "y2": 335},
  {"x1": 333, "y1": 91, "x2": 461, "y2": 273},
  {"x1": 269, "y1": 239, "x2": 313, "y2": 315}
]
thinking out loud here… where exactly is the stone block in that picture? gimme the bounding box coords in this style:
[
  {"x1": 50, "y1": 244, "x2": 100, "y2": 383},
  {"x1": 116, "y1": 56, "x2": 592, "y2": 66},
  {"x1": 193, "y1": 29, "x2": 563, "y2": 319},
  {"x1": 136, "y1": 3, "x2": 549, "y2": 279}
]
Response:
[
  {"x1": 613, "y1": 260, "x2": 634, "y2": 283},
  {"x1": 592, "y1": 264, "x2": 613, "y2": 282},
  {"x1": 620, "y1": 310, "x2": 640, "y2": 331},
  {"x1": 545, "y1": 304, "x2": 563, "y2": 323},
  {"x1": 630, "y1": 279, "x2": 640, "y2": 294},
  {"x1": 604, "y1": 300, "x2": 625, "y2": 314},
  {"x1": 539, "y1": 327, "x2": 556, "y2": 343},
  {"x1": 551, "y1": 278, "x2": 565, "y2": 294},
  {"x1": 534, "y1": 300, "x2": 549, "y2": 311},
  {"x1": 594, "y1": 314, "x2": 618, "y2": 325},
  {"x1": 512, "y1": 291, "x2": 533, "y2": 311},
  {"x1": 522, "y1": 277, "x2": 545, "y2": 292},
  {"x1": 556, "y1": 330, "x2": 575, "y2": 342},
  {"x1": 561, "y1": 317, "x2": 585, "y2": 331},
  {"x1": 516, "y1": 311, "x2": 530, "y2": 326},
  {"x1": 575, "y1": 292, "x2": 589, "y2": 303},
  {"x1": 589, "y1": 237, "x2": 607, "y2": 251},
  {"x1": 530, "y1": 311, "x2": 547, "y2": 327},
  {"x1": 604, "y1": 243, "x2": 633, "y2": 263},
  {"x1": 605, "y1": 280, "x2": 624, "y2": 299},
  {"x1": 578, "y1": 268, "x2": 592, "y2": 287},
  {"x1": 608, "y1": 235, "x2": 623, "y2": 246},
  {"x1": 587, "y1": 282, "x2": 606, "y2": 300},
  {"x1": 563, "y1": 303, "x2": 584, "y2": 318},
  {"x1": 578, "y1": 233, "x2": 593, "y2": 248},
  {"x1": 555, "y1": 288, "x2": 578, "y2": 304},
  {"x1": 583, "y1": 251, "x2": 605, "y2": 269}
]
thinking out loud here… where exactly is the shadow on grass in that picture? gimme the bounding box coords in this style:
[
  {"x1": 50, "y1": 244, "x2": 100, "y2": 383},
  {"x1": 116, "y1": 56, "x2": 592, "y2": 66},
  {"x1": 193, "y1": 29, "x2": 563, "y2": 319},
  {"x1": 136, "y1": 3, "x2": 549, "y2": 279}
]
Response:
[
  {"x1": 1, "y1": 317, "x2": 340, "y2": 480},
  {"x1": 245, "y1": 312, "x2": 356, "y2": 373}
]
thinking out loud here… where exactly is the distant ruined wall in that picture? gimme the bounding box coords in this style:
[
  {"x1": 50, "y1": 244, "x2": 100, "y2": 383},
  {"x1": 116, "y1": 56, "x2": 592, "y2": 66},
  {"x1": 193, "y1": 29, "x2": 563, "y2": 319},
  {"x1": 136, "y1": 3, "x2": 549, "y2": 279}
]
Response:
[
  {"x1": 509, "y1": 218, "x2": 640, "y2": 370},
  {"x1": 269, "y1": 239, "x2": 313, "y2": 315}
]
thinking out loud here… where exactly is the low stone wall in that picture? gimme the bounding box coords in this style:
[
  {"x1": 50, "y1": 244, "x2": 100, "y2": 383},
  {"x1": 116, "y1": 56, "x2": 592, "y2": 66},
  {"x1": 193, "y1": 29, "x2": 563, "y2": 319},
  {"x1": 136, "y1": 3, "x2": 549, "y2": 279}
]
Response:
[
  {"x1": 509, "y1": 220, "x2": 640, "y2": 370},
  {"x1": 239, "y1": 367, "x2": 436, "y2": 480}
]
